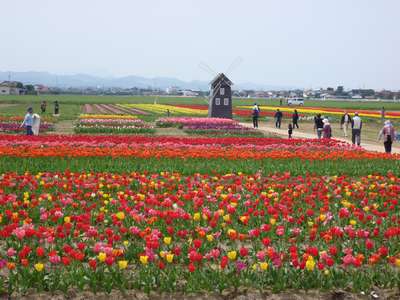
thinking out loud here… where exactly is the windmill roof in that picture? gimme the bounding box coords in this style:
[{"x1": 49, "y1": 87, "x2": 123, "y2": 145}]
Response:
[{"x1": 210, "y1": 73, "x2": 233, "y2": 86}]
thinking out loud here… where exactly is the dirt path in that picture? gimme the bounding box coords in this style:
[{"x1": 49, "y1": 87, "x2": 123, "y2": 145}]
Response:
[
  {"x1": 240, "y1": 122, "x2": 400, "y2": 154},
  {"x1": 155, "y1": 127, "x2": 187, "y2": 136},
  {"x1": 50, "y1": 120, "x2": 75, "y2": 134}
]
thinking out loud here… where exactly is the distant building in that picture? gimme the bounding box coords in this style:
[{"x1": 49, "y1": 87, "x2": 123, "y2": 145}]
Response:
[
  {"x1": 0, "y1": 81, "x2": 24, "y2": 95},
  {"x1": 34, "y1": 84, "x2": 49, "y2": 93},
  {"x1": 350, "y1": 89, "x2": 375, "y2": 98},
  {"x1": 182, "y1": 90, "x2": 199, "y2": 97},
  {"x1": 166, "y1": 86, "x2": 179, "y2": 94}
]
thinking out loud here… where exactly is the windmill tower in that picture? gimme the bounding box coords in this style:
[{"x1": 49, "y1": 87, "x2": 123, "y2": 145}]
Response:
[
  {"x1": 208, "y1": 73, "x2": 233, "y2": 119},
  {"x1": 198, "y1": 57, "x2": 242, "y2": 120}
]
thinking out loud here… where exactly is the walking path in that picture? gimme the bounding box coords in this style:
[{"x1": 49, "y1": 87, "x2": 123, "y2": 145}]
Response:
[
  {"x1": 50, "y1": 120, "x2": 74, "y2": 134},
  {"x1": 241, "y1": 122, "x2": 400, "y2": 154}
]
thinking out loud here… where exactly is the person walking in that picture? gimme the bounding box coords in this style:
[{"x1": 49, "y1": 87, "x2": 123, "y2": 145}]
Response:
[
  {"x1": 288, "y1": 123, "x2": 293, "y2": 138},
  {"x1": 351, "y1": 112, "x2": 362, "y2": 146},
  {"x1": 340, "y1": 111, "x2": 352, "y2": 137},
  {"x1": 380, "y1": 107, "x2": 385, "y2": 122},
  {"x1": 20, "y1": 107, "x2": 34, "y2": 135},
  {"x1": 252, "y1": 104, "x2": 259, "y2": 128},
  {"x1": 314, "y1": 114, "x2": 324, "y2": 139},
  {"x1": 378, "y1": 120, "x2": 396, "y2": 153},
  {"x1": 54, "y1": 100, "x2": 60, "y2": 116},
  {"x1": 292, "y1": 109, "x2": 299, "y2": 129},
  {"x1": 322, "y1": 118, "x2": 332, "y2": 139},
  {"x1": 274, "y1": 109, "x2": 283, "y2": 128},
  {"x1": 40, "y1": 101, "x2": 47, "y2": 113}
]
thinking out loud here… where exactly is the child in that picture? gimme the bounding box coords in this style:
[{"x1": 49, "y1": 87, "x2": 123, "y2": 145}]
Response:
[{"x1": 288, "y1": 123, "x2": 293, "y2": 138}]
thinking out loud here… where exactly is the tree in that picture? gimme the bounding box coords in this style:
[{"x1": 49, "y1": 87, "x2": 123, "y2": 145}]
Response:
[{"x1": 25, "y1": 84, "x2": 36, "y2": 95}]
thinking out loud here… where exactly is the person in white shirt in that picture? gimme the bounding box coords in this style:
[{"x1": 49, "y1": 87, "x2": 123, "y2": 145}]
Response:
[{"x1": 351, "y1": 112, "x2": 362, "y2": 146}]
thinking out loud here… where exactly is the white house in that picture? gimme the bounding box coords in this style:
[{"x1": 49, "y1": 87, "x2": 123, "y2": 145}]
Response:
[{"x1": 0, "y1": 81, "x2": 23, "y2": 95}]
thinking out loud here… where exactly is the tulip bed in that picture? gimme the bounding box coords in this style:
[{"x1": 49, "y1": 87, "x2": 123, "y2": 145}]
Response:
[
  {"x1": 156, "y1": 117, "x2": 263, "y2": 136},
  {"x1": 174, "y1": 104, "x2": 297, "y2": 118},
  {"x1": 0, "y1": 134, "x2": 399, "y2": 296},
  {"x1": 74, "y1": 116, "x2": 155, "y2": 134},
  {"x1": 122, "y1": 104, "x2": 207, "y2": 116}
]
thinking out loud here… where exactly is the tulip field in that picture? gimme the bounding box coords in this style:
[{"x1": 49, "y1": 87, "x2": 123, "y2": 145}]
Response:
[
  {"x1": 0, "y1": 130, "x2": 399, "y2": 299},
  {"x1": 1, "y1": 95, "x2": 400, "y2": 298}
]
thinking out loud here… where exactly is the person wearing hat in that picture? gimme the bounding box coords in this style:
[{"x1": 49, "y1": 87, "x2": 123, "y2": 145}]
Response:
[
  {"x1": 351, "y1": 112, "x2": 362, "y2": 146},
  {"x1": 322, "y1": 118, "x2": 332, "y2": 139},
  {"x1": 20, "y1": 107, "x2": 34, "y2": 135},
  {"x1": 378, "y1": 120, "x2": 396, "y2": 153}
]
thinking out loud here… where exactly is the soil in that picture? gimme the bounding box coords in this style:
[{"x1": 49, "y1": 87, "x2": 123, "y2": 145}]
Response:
[{"x1": 4, "y1": 288, "x2": 400, "y2": 300}]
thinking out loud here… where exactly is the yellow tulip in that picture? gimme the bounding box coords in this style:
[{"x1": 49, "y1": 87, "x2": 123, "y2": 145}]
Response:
[
  {"x1": 166, "y1": 254, "x2": 174, "y2": 263},
  {"x1": 139, "y1": 255, "x2": 148, "y2": 265},
  {"x1": 193, "y1": 212, "x2": 201, "y2": 221},
  {"x1": 98, "y1": 252, "x2": 106, "y2": 262},
  {"x1": 259, "y1": 262, "x2": 269, "y2": 271},
  {"x1": 34, "y1": 263, "x2": 44, "y2": 272},
  {"x1": 64, "y1": 216, "x2": 71, "y2": 223},
  {"x1": 227, "y1": 251, "x2": 237, "y2": 261},
  {"x1": 118, "y1": 260, "x2": 128, "y2": 269},
  {"x1": 305, "y1": 256, "x2": 315, "y2": 271},
  {"x1": 163, "y1": 237, "x2": 172, "y2": 245},
  {"x1": 116, "y1": 211, "x2": 125, "y2": 220}
]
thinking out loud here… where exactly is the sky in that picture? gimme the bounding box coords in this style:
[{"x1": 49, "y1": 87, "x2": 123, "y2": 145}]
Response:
[{"x1": 0, "y1": 0, "x2": 399, "y2": 90}]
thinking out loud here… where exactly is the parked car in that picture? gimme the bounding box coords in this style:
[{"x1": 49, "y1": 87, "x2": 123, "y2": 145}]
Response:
[{"x1": 287, "y1": 97, "x2": 304, "y2": 106}]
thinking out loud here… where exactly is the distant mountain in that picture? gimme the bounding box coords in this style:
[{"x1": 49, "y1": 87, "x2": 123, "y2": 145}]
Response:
[{"x1": 0, "y1": 71, "x2": 295, "y2": 91}]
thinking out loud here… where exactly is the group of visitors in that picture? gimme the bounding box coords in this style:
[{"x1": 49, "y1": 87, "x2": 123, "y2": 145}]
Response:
[
  {"x1": 317, "y1": 111, "x2": 396, "y2": 153},
  {"x1": 314, "y1": 112, "x2": 363, "y2": 143},
  {"x1": 252, "y1": 104, "x2": 300, "y2": 139},
  {"x1": 20, "y1": 101, "x2": 60, "y2": 136},
  {"x1": 251, "y1": 104, "x2": 397, "y2": 154},
  {"x1": 40, "y1": 100, "x2": 59, "y2": 115}
]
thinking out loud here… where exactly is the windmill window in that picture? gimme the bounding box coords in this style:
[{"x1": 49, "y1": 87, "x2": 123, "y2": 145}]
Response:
[
  {"x1": 224, "y1": 98, "x2": 229, "y2": 105},
  {"x1": 215, "y1": 98, "x2": 220, "y2": 105},
  {"x1": 220, "y1": 88, "x2": 225, "y2": 95}
]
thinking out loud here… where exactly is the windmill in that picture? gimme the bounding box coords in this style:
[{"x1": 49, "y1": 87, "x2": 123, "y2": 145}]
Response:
[{"x1": 198, "y1": 57, "x2": 243, "y2": 119}]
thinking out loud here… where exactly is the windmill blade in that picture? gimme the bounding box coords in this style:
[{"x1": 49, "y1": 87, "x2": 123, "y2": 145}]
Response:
[
  {"x1": 225, "y1": 56, "x2": 243, "y2": 76},
  {"x1": 198, "y1": 62, "x2": 218, "y2": 77}
]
